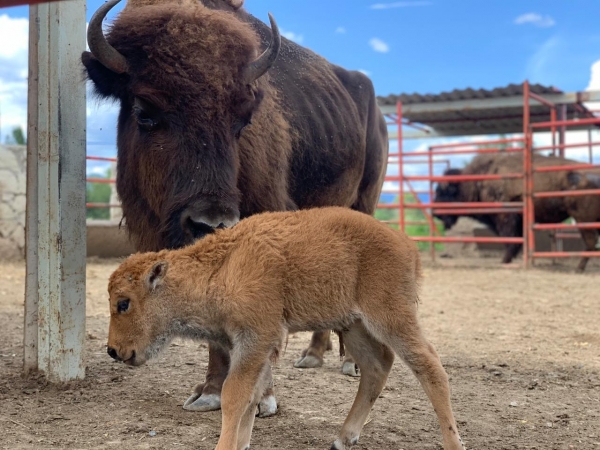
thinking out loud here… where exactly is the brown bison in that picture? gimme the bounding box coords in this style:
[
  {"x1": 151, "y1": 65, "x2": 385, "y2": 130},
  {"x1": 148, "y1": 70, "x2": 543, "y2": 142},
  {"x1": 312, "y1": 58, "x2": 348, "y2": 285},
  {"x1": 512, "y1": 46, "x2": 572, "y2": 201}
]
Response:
[
  {"x1": 106, "y1": 207, "x2": 465, "y2": 450},
  {"x1": 434, "y1": 153, "x2": 600, "y2": 272},
  {"x1": 82, "y1": 0, "x2": 388, "y2": 415}
]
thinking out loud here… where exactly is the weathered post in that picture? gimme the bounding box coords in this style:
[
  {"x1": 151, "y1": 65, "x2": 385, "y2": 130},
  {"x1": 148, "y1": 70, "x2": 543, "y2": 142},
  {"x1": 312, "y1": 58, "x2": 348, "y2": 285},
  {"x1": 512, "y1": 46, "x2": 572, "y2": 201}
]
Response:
[{"x1": 24, "y1": 0, "x2": 87, "y2": 382}]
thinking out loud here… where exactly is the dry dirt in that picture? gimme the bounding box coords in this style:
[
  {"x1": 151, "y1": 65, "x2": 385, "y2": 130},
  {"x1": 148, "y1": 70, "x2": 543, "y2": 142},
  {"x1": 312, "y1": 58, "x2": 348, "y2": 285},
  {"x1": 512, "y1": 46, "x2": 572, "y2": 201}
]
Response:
[{"x1": 0, "y1": 257, "x2": 599, "y2": 449}]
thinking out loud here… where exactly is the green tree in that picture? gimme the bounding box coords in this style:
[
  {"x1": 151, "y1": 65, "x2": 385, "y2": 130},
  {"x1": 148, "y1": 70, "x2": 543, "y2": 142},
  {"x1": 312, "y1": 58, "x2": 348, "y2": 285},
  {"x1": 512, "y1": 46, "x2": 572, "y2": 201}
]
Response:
[
  {"x1": 12, "y1": 126, "x2": 26, "y2": 145},
  {"x1": 376, "y1": 194, "x2": 444, "y2": 251}
]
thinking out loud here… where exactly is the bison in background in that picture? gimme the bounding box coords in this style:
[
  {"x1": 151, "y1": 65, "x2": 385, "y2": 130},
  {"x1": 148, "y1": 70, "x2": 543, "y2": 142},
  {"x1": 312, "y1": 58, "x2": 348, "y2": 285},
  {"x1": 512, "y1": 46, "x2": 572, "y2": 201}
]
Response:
[
  {"x1": 434, "y1": 153, "x2": 600, "y2": 272},
  {"x1": 82, "y1": 0, "x2": 388, "y2": 415}
]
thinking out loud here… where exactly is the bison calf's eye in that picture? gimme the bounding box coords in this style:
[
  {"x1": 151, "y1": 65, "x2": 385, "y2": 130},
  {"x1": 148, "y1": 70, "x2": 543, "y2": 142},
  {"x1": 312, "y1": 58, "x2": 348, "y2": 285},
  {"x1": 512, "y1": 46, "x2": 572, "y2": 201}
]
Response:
[{"x1": 117, "y1": 299, "x2": 130, "y2": 314}]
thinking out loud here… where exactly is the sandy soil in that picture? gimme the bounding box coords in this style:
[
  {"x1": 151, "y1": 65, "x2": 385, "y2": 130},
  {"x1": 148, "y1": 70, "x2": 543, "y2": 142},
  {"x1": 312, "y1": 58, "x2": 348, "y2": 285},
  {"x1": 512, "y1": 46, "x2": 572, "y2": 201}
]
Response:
[{"x1": 0, "y1": 258, "x2": 599, "y2": 449}]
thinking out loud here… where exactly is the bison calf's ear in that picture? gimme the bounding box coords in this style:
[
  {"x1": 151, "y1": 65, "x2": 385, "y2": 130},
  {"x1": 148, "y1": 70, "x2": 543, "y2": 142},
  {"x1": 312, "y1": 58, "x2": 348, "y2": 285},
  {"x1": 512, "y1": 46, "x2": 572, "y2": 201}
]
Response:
[{"x1": 146, "y1": 261, "x2": 169, "y2": 292}]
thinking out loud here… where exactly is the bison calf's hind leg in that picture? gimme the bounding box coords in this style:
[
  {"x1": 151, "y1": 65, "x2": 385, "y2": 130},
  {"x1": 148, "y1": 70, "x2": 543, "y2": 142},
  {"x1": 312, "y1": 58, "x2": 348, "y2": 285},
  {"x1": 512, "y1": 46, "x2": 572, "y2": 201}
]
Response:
[
  {"x1": 331, "y1": 322, "x2": 394, "y2": 449},
  {"x1": 389, "y1": 329, "x2": 465, "y2": 449}
]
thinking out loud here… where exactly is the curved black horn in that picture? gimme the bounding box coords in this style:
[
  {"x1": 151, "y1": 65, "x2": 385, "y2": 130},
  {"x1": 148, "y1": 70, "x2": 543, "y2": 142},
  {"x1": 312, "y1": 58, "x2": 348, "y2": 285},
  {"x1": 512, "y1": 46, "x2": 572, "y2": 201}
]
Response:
[
  {"x1": 88, "y1": 0, "x2": 128, "y2": 74},
  {"x1": 244, "y1": 13, "x2": 281, "y2": 84}
]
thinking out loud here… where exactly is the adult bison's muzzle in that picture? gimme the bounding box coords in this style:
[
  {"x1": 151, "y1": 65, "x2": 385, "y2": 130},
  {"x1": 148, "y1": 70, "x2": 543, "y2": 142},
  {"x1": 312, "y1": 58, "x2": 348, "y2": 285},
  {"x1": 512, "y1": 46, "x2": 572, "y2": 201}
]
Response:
[
  {"x1": 167, "y1": 198, "x2": 240, "y2": 246},
  {"x1": 181, "y1": 204, "x2": 240, "y2": 241}
]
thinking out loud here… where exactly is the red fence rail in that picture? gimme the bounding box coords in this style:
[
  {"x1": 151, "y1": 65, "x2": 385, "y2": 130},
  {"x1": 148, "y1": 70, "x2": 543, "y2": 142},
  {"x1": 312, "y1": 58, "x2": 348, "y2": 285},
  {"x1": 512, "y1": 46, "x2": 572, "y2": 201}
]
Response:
[{"x1": 85, "y1": 156, "x2": 120, "y2": 211}]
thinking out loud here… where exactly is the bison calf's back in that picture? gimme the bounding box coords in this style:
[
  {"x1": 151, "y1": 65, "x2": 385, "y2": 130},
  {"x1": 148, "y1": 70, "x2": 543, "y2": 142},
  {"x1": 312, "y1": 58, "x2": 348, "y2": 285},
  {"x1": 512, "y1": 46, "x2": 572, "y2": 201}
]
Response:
[{"x1": 106, "y1": 207, "x2": 464, "y2": 450}]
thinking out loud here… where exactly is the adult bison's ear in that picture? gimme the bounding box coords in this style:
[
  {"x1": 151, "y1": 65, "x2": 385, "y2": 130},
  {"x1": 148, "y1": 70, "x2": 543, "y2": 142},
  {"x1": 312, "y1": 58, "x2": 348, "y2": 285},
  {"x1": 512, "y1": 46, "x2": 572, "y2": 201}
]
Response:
[
  {"x1": 146, "y1": 261, "x2": 169, "y2": 292},
  {"x1": 82, "y1": 52, "x2": 128, "y2": 100}
]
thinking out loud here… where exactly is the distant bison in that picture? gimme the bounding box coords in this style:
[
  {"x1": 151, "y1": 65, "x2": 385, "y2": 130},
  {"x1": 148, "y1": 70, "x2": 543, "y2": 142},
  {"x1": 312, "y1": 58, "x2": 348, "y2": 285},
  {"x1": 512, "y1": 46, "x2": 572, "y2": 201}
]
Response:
[
  {"x1": 434, "y1": 153, "x2": 600, "y2": 272},
  {"x1": 106, "y1": 207, "x2": 465, "y2": 450}
]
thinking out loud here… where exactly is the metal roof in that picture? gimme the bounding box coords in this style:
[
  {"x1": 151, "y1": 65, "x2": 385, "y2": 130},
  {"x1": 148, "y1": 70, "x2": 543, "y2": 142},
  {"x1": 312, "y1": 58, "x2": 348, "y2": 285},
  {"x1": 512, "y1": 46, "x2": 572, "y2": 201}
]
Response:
[{"x1": 377, "y1": 83, "x2": 600, "y2": 139}]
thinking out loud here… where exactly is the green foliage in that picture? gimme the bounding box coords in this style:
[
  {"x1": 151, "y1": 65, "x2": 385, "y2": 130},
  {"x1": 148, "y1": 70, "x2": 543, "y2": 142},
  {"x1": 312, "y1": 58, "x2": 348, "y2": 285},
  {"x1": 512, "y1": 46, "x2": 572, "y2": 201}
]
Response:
[
  {"x1": 3, "y1": 126, "x2": 27, "y2": 145},
  {"x1": 12, "y1": 126, "x2": 26, "y2": 145},
  {"x1": 86, "y1": 168, "x2": 112, "y2": 220},
  {"x1": 375, "y1": 194, "x2": 445, "y2": 251}
]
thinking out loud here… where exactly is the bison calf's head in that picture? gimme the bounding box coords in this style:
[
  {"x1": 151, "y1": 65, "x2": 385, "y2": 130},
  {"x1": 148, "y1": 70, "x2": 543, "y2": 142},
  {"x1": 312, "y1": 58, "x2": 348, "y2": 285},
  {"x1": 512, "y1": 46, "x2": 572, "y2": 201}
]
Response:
[
  {"x1": 82, "y1": 0, "x2": 281, "y2": 250},
  {"x1": 107, "y1": 256, "x2": 173, "y2": 366},
  {"x1": 433, "y1": 168, "x2": 463, "y2": 230}
]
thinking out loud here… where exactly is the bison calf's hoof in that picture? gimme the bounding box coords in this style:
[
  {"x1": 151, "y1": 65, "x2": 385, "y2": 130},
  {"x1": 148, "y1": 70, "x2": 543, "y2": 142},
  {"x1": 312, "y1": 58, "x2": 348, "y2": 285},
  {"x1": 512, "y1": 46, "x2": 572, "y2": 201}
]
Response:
[
  {"x1": 182, "y1": 393, "x2": 221, "y2": 412},
  {"x1": 294, "y1": 354, "x2": 323, "y2": 369}
]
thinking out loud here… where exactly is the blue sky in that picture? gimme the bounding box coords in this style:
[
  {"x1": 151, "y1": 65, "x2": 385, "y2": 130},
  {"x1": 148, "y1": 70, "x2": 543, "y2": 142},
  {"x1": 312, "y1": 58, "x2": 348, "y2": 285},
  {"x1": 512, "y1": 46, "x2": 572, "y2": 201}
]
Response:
[{"x1": 1, "y1": 0, "x2": 600, "y2": 175}]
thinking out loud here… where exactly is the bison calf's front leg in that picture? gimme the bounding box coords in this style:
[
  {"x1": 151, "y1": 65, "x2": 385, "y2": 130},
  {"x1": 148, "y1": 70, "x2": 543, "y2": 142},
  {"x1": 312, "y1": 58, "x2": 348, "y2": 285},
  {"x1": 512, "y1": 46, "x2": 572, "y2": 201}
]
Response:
[{"x1": 183, "y1": 342, "x2": 278, "y2": 417}]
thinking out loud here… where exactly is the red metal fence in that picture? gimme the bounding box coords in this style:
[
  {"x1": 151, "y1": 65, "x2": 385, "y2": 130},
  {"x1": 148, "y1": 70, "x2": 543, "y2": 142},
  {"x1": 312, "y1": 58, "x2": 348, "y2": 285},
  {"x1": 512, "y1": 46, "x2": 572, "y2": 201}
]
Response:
[{"x1": 377, "y1": 80, "x2": 600, "y2": 268}]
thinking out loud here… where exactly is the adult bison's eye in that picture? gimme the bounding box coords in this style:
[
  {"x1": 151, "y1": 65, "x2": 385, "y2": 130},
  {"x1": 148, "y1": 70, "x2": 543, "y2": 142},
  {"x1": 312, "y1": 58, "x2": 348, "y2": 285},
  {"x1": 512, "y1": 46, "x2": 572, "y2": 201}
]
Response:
[
  {"x1": 233, "y1": 116, "x2": 252, "y2": 139},
  {"x1": 133, "y1": 107, "x2": 158, "y2": 131},
  {"x1": 133, "y1": 97, "x2": 159, "y2": 131},
  {"x1": 117, "y1": 299, "x2": 130, "y2": 314}
]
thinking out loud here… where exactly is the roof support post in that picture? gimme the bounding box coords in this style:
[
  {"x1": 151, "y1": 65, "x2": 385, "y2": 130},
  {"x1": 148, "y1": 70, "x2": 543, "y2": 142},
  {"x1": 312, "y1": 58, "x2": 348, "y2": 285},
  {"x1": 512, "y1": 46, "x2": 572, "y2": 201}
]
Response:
[{"x1": 24, "y1": 0, "x2": 87, "y2": 382}]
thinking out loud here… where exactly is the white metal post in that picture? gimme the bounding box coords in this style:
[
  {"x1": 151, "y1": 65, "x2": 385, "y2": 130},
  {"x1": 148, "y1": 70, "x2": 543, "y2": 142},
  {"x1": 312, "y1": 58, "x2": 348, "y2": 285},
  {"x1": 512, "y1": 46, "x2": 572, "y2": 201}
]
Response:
[{"x1": 24, "y1": 0, "x2": 87, "y2": 382}]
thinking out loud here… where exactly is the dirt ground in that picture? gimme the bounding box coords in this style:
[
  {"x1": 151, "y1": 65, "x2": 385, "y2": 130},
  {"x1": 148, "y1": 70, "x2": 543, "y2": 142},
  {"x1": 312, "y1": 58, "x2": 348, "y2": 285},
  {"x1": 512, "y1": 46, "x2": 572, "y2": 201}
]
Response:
[{"x1": 0, "y1": 257, "x2": 599, "y2": 450}]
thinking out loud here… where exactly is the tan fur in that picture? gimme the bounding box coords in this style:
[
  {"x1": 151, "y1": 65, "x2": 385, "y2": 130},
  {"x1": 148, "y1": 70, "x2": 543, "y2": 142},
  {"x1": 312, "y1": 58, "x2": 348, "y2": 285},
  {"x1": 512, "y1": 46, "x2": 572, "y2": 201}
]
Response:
[{"x1": 107, "y1": 207, "x2": 464, "y2": 450}]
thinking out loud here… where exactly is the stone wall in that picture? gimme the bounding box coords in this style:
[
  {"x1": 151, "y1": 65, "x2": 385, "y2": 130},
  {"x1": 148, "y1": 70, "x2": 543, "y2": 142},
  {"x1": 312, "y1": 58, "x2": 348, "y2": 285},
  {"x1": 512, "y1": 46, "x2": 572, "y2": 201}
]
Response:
[{"x1": 0, "y1": 145, "x2": 26, "y2": 260}]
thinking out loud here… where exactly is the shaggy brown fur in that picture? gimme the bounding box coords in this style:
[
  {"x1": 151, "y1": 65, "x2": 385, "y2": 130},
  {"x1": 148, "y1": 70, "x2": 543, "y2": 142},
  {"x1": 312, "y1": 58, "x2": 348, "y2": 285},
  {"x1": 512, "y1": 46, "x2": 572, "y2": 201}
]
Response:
[
  {"x1": 83, "y1": 0, "x2": 388, "y2": 413},
  {"x1": 106, "y1": 207, "x2": 464, "y2": 450},
  {"x1": 434, "y1": 153, "x2": 600, "y2": 272}
]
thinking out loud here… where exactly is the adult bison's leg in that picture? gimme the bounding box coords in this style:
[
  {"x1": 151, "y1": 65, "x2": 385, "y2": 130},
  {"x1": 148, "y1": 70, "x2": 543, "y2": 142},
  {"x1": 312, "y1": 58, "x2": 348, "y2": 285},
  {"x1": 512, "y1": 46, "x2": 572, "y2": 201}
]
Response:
[
  {"x1": 496, "y1": 214, "x2": 523, "y2": 265},
  {"x1": 294, "y1": 330, "x2": 333, "y2": 369},
  {"x1": 576, "y1": 229, "x2": 599, "y2": 273},
  {"x1": 183, "y1": 343, "x2": 229, "y2": 411},
  {"x1": 183, "y1": 343, "x2": 278, "y2": 417}
]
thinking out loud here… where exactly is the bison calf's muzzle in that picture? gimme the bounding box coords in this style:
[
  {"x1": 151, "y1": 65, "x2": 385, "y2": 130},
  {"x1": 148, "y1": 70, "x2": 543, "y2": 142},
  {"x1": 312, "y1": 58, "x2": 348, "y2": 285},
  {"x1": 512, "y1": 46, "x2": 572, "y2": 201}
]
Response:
[{"x1": 107, "y1": 346, "x2": 137, "y2": 365}]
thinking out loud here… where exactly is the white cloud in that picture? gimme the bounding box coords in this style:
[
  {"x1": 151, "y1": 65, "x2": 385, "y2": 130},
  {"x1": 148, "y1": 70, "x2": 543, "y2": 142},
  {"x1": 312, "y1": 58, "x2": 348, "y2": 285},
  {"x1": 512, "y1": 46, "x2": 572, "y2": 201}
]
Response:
[
  {"x1": 369, "y1": 38, "x2": 390, "y2": 53},
  {"x1": 0, "y1": 14, "x2": 29, "y2": 142},
  {"x1": 586, "y1": 60, "x2": 600, "y2": 91},
  {"x1": 514, "y1": 13, "x2": 556, "y2": 28},
  {"x1": 0, "y1": 15, "x2": 28, "y2": 59},
  {"x1": 335, "y1": 26, "x2": 346, "y2": 34},
  {"x1": 281, "y1": 28, "x2": 304, "y2": 44},
  {"x1": 371, "y1": 1, "x2": 432, "y2": 9},
  {"x1": 358, "y1": 69, "x2": 372, "y2": 76}
]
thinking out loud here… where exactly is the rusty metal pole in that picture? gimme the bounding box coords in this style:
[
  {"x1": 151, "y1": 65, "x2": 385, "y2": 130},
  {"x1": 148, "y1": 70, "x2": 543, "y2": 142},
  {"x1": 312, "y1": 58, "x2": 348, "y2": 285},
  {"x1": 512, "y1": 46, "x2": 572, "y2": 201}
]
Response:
[
  {"x1": 550, "y1": 108, "x2": 557, "y2": 157},
  {"x1": 397, "y1": 101, "x2": 404, "y2": 232},
  {"x1": 558, "y1": 104, "x2": 567, "y2": 158},
  {"x1": 24, "y1": 0, "x2": 87, "y2": 381},
  {"x1": 522, "y1": 81, "x2": 533, "y2": 269},
  {"x1": 428, "y1": 145, "x2": 435, "y2": 261}
]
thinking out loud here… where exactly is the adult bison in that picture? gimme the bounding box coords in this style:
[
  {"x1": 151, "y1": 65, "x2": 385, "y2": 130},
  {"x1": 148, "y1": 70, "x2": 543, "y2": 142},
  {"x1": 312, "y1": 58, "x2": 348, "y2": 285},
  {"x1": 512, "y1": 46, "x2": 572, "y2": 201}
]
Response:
[
  {"x1": 434, "y1": 153, "x2": 600, "y2": 272},
  {"x1": 82, "y1": 0, "x2": 388, "y2": 416}
]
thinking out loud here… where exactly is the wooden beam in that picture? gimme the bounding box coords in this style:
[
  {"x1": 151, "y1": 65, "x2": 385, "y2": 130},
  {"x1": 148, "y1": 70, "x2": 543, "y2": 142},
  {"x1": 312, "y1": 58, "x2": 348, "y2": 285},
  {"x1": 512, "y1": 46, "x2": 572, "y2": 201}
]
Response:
[{"x1": 24, "y1": 0, "x2": 87, "y2": 382}]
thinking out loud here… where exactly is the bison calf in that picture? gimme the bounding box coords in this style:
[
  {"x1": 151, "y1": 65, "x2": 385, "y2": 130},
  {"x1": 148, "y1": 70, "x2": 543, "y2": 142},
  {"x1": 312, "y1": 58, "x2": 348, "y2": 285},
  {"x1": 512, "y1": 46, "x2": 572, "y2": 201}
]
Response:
[{"x1": 106, "y1": 207, "x2": 464, "y2": 450}]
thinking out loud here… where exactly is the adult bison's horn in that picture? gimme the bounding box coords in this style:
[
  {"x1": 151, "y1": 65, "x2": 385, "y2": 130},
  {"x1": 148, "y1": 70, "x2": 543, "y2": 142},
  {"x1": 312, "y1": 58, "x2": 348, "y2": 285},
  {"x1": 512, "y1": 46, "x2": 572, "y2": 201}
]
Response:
[
  {"x1": 88, "y1": 0, "x2": 128, "y2": 74},
  {"x1": 244, "y1": 13, "x2": 281, "y2": 84}
]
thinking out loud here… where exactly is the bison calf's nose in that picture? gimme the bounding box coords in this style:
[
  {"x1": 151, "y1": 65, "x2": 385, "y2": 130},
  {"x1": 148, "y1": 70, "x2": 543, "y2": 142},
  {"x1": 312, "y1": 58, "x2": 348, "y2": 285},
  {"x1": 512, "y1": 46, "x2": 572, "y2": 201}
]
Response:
[{"x1": 107, "y1": 347, "x2": 120, "y2": 361}]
